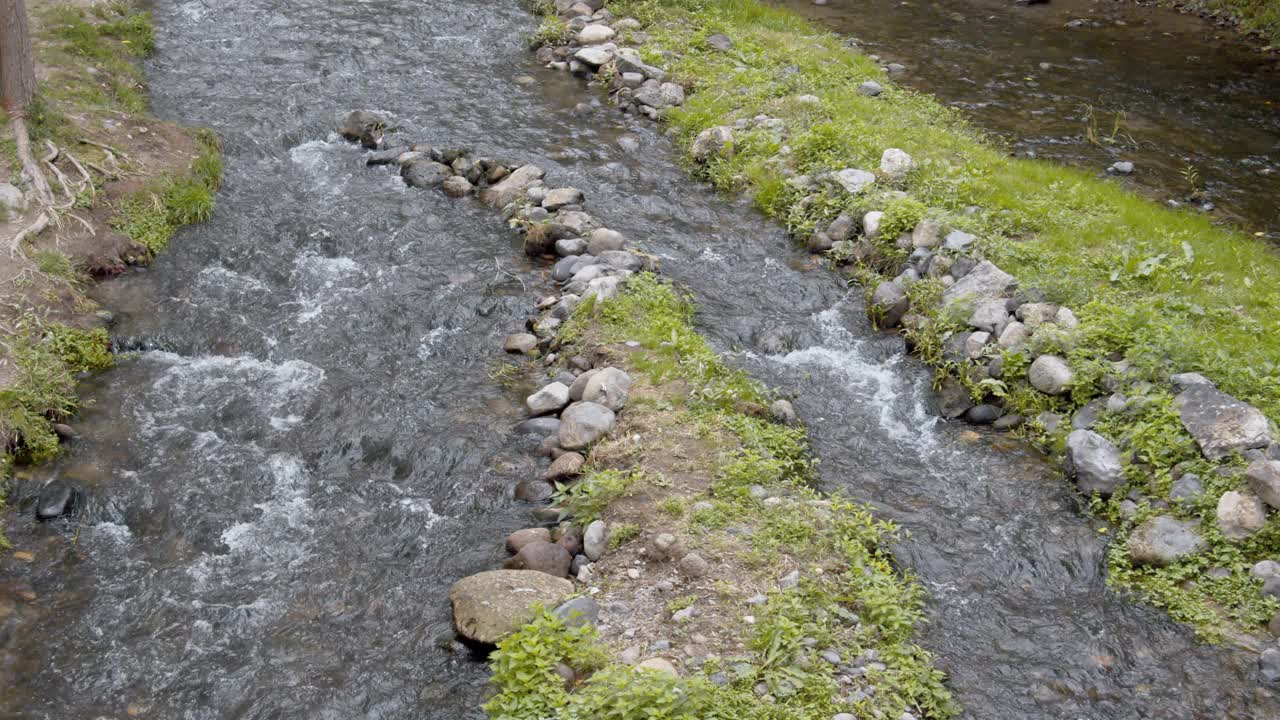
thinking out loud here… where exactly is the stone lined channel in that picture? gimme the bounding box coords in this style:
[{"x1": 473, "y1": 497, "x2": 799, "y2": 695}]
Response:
[
  {"x1": 779, "y1": 0, "x2": 1280, "y2": 238},
  {"x1": 1, "y1": 0, "x2": 1277, "y2": 718}
]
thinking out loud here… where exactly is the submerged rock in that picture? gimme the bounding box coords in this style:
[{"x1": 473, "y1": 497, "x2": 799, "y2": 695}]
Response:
[
  {"x1": 36, "y1": 480, "x2": 74, "y2": 520},
  {"x1": 450, "y1": 570, "x2": 574, "y2": 644},
  {"x1": 338, "y1": 110, "x2": 386, "y2": 148},
  {"x1": 1127, "y1": 516, "x2": 1205, "y2": 566}
]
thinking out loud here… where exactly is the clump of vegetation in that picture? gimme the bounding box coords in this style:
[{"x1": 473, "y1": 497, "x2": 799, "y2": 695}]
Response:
[
  {"x1": 553, "y1": 467, "x2": 642, "y2": 524},
  {"x1": 112, "y1": 129, "x2": 222, "y2": 256}
]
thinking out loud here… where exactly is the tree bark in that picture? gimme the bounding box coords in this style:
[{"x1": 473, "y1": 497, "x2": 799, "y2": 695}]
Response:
[{"x1": 1, "y1": 0, "x2": 36, "y2": 112}]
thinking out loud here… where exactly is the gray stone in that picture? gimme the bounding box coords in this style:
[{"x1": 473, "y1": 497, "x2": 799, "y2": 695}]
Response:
[
  {"x1": 779, "y1": 570, "x2": 801, "y2": 590},
  {"x1": 871, "y1": 281, "x2": 910, "y2": 328},
  {"x1": 569, "y1": 369, "x2": 599, "y2": 402},
  {"x1": 964, "y1": 404, "x2": 1001, "y2": 425},
  {"x1": 514, "y1": 479, "x2": 556, "y2": 503},
  {"x1": 441, "y1": 175, "x2": 473, "y2": 197},
  {"x1": 558, "y1": 402, "x2": 617, "y2": 449},
  {"x1": 691, "y1": 126, "x2": 735, "y2": 163},
  {"x1": 587, "y1": 227, "x2": 625, "y2": 254},
  {"x1": 659, "y1": 82, "x2": 685, "y2": 106},
  {"x1": 553, "y1": 255, "x2": 583, "y2": 282},
  {"x1": 506, "y1": 528, "x2": 552, "y2": 554},
  {"x1": 1170, "y1": 473, "x2": 1204, "y2": 502},
  {"x1": 1054, "y1": 307, "x2": 1079, "y2": 329},
  {"x1": 679, "y1": 552, "x2": 709, "y2": 578},
  {"x1": 577, "y1": 24, "x2": 615, "y2": 44},
  {"x1": 964, "y1": 331, "x2": 991, "y2": 359},
  {"x1": 583, "y1": 367, "x2": 632, "y2": 411},
  {"x1": 554, "y1": 596, "x2": 600, "y2": 628},
  {"x1": 936, "y1": 376, "x2": 973, "y2": 419},
  {"x1": 1246, "y1": 459, "x2": 1280, "y2": 509},
  {"x1": 1127, "y1": 516, "x2": 1206, "y2": 566},
  {"x1": 1174, "y1": 384, "x2": 1272, "y2": 461},
  {"x1": 480, "y1": 165, "x2": 545, "y2": 207},
  {"x1": 944, "y1": 230, "x2": 977, "y2": 251},
  {"x1": 862, "y1": 210, "x2": 884, "y2": 239},
  {"x1": 36, "y1": 480, "x2": 73, "y2": 520},
  {"x1": 637, "y1": 657, "x2": 679, "y2": 678},
  {"x1": 1065, "y1": 430, "x2": 1124, "y2": 497},
  {"x1": 1253, "y1": 560, "x2": 1280, "y2": 580},
  {"x1": 993, "y1": 414, "x2": 1025, "y2": 431},
  {"x1": 826, "y1": 213, "x2": 857, "y2": 242},
  {"x1": 1109, "y1": 161, "x2": 1135, "y2": 175},
  {"x1": 516, "y1": 417, "x2": 561, "y2": 437},
  {"x1": 911, "y1": 220, "x2": 943, "y2": 249},
  {"x1": 997, "y1": 321, "x2": 1029, "y2": 350},
  {"x1": 504, "y1": 333, "x2": 538, "y2": 354},
  {"x1": 880, "y1": 148, "x2": 914, "y2": 179},
  {"x1": 449, "y1": 570, "x2": 575, "y2": 643},
  {"x1": 542, "y1": 187, "x2": 584, "y2": 211},
  {"x1": 857, "y1": 81, "x2": 883, "y2": 97},
  {"x1": 969, "y1": 299, "x2": 1010, "y2": 334},
  {"x1": 0, "y1": 182, "x2": 25, "y2": 215},
  {"x1": 1262, "y1": 647, "x2": 1280, "y2": 684},
  {"x1": 1216, "y1": 491, "x2": 1267, "y2": 540},
  {"x1": 833, "y1": 168, "x2": 876, "y2": 194},
  {"x1": 584, "y1": 520, "x2": 608, "y2": 561},
  {"x1": 401, "y1": 160, "x2": 453, "y2": 188},
  {"x1": 707, "y1": 33, "x2": 733, "y2": 50},
  {"x1": 942, "y1": 260, "x2": 1016, "y2": 307},
  {"x1": 527, "y1": 382, "x2": 571, "y2": 415},
  {"x1": 1028, "y1": 355, "x2": 1073, "y2": 395},
  {"x1": 543, "y1": 451, "x2": 586, "y2": 482},
  {"x1": 1170, "y1": 372, "x2": 1213, "y2": 391},
  {"x1": 1072, "y1": 399, "x2": 1104, "y2": 431},
  {"x1": 770, "y1": 399, "x2": 797, "y2": 424},
  {"x1": 574, "y1": 45, "x2": 615, "y2": 68},
  {"x1": 338, "y1": 109, "x2": 386, "y2": 147},
  {"x1": 504, "y1": 540, "x2": 572, "y2": 576},
  {"x1": 1016, "y1": 302, "x2": 1060, "y2": 328},
  {"x1": 597, "y1": 250, "x2": 643, "y2": 273}
]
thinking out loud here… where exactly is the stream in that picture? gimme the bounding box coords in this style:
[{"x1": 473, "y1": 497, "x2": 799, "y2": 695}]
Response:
[{"x1": 1, "y1": 0, "x2": 1278, "y2": 718}]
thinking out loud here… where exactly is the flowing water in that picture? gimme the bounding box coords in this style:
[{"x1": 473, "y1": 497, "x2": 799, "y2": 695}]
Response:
[
  {"x1": 781, "y1": 0, "x2": 1280, "y2": 237},
  {"x1": 2, "y1": 0, "x2": 1278, "y2": 718}
]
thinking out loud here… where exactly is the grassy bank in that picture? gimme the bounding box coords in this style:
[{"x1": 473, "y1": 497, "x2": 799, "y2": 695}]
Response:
[
  {"x1": 533, "y1": 0, "x2": 1280, "y2": 640},
  {"x1": 487, "y1": 274, "x2": 954, "y2": 719},
  {"x1": 0, "y1": 1, "x2": 221, "y2": 538},
  {"x1": 1156, "y1": 0, "x2": 1280, "y2": 45}
]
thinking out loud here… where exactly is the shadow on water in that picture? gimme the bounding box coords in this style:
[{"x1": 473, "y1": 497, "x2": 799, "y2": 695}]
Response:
[
  {"x1": 777, "y1": 0, "x2": 1280, "y2": 238},
  {"x1": 1, "y1": 0, "x2": 1277, "y2": 718}
]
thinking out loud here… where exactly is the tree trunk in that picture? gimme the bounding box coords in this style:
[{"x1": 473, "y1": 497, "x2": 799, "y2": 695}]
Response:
[{"x1": 1, "y1": 0, "x2": 36, "y2": 112}]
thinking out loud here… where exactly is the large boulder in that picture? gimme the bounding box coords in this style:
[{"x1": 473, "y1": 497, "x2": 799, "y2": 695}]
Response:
[
  {"x1": 942, "y1": 260, "x2": 1016, "y2": 307},
  {"x1": 1127, "y1": 516, "x2": 1205, "y2": 566},
  {"x1": 1028, "y1": 355, "x2": 1073, "y2": 395},
  {"x1": 479, "y1": 165, "x2": 546, "y2": 207},
  {"x1": 1216, "y1": 491, "x2": 1267, "y2": 540},
  {"x1": 1246, "y1": 459, "x2": 1280, "y2": 509},
  {"x1": 1174, "y1": 384, "x2": 1272, "y2": 461},
  {"x1": 1064, "y1": 430, "x2": 1124, "y2": 497},
  {"x1": 582, "y1": 367, "x2": 632, "y2": 411},
  {"x1": 450, "y1": 570, "x2": 575, "y2": 644},
  {"x1": 558, "y1": 402, "x2": 617, "y2": 449}
]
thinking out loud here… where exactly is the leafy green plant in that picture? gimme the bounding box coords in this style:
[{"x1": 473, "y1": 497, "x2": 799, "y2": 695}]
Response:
[{"x1": 553, "y1": 468, "x2": 641, "y2": 524}]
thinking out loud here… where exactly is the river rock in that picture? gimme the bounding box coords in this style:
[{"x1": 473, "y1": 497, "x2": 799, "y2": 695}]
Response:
[
  {"x1": 582, "y1": 367, "x2": 632, "y2": 411},
  {"x1": 441, "y1": 175, "x2": 474, "y2": 197},
  {"x1": 679, "y1": 552, "x2": 709, "y2": 578},
  {"x1": 527, "y1": 382, "x2": 571, "y2": 415},
  {"x1": 514, "y1": 479, "x2": 556, "y2": 503},
  {"x1": 504, "y1": 540, "x2": 572, "y2": 577},
  {"x1": 543, "y1": 187, "x2": 584, "y2": 211},
  {"x1": 401, "y1": 160, "x2": 453, "y2": 188},
  {"x1": 516, "y1": 417, "x2": 561, "y2": 437},
  {"x1": 1028, "y1": 355, "x2": 1073, "y2": 395},
  {"x1": 770, "y1": 399, "x2": 797, "y2": 424},
  {"x1": 911, "y1": 220, "x2": 942, "y2": 249},
  {"x1": 1174, "y1": 384, "x2": 1272, "y2": 461},
  {"x1": 1127, "y1": 516, "x2": 1205, "y2": 566},
  {"x1": 559, "y1": 402, "x2": 616, "y2": 449},
  {"x1": 553, "y1": 255, "x2": 583, "y2": 282},
  {"x1": 586, "y1": 227, "x2": 625, "y2": 254},
  {"x1": 1169, "y1": 473, "x2": 1204, "y2": 503},
  {"x1": 944, "y1": 230, "x2": 977, "y2": 251},
  {"x1": 997, "y1": 321, "x2": 1029, "y2": 350},
  {"x1": 942, "y1": 260, "x2": 1016, "y2": 306},
  {"x1": 554, "y1": 596, "x2": 600, "y2": 628},
  {"x1": 338, "y1": 110, "x2": 386, "y2": 148},
  {"x1": 543, "y1": 451, "x2": 585, "y2": 482},
  {"x1": 36, "y1": 480, "x2": 74, "y2": 520},
  {"x1": 1017, "y1": 302, "x2": 1059, "y2": 328},
  {"x1": 969, "y1": 299, "x2": 1010, "y2": 334},
  {"x1": 1246, "y1": 460, "x2": 1280, "y2": 509},
  {"x1": 707, "y1": 33, "x2": 733, "y2": 50},
  {"x1": 1065, "y1": 429, "x2": 1124, "y2": 497},
  {"x1": 1216, "y1": 491, "x2": 1267, "y2": 540},
  {"x1": 555, "y1": 238, "x2": 588, "y2": 257},
  {"x1": 880, "y1": 148, "x2": 915, "y2": 180},
  {"x1": 569, "y1": 369, "x2": 599, "y2": 401},
  {"x1": 480, "y1": 164, "x2": 545, "y2": 207},
  {"x1": 597, "y1": 250, "x2": 643, "y2": 273},
  {"x1": 862, "y1": 210, "x2": 884, "y2": 239},
  {"x1": 449, "y1": 570, "x2": 575, "y2": 643},
  {"x1": 1108, "y1": 161, "x2": 1135, "y2": 175},
  {"x1": 574, "y1": 45, "x2": 615, "y2": 68},
  {"x1": 584, "y1": 520, "x2": 608, "y2": 561},
  {"x1": 577, "y1": 24, "x2": 615, "y2": 44},
  {"x1": 833, "y1": 168, "x2": 876, "y2": 194},
  {"x1": 871, "y1": 281, "x2": 909, "y2": 328},
  {"x1": 856, "y1": 80, "x2": 886, "y2": 98},
  {"x1": 964, "y1": 404, "x2": 1001, "y2": 425},
  {"x1": 660, "y1": 82, "x2": 685, "y2": 106},
  {"x1": 506, "y1": 528, "x2": 552, "y2": 554},
  {"x1": 691, "y1": 126, "x2": 735, "y2": 163}
]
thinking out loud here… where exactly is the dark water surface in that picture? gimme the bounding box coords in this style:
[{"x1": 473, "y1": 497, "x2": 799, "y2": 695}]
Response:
[
  {"x1": 780, "y1": 0, "x2": 1280, "y2": 237},
  {"x1": 1, "y1": 0, "x2": 1278, "y2": 718}
]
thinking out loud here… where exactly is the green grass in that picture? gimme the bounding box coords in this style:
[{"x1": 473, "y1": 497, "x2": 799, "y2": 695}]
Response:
[
  {"x1": 1160, "y1": 0, "x2": 1280, "y2": 44},
  {"x1": 495, "y1": 276, "x2": 954, "y2": 719},
  {"x1": 549, "y1": 0, "x2": 1280, "y2": 640},
  {"x1": 111, "y1": 130, "x2": 222, "y2": 255},
  {"x1": 36, "y1": 2, "x2": 155, "y2": 117},
  {"x1": 603, "y1": 0, "x2": 1280, "y2": 428}
]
